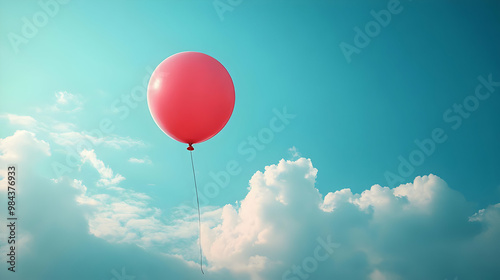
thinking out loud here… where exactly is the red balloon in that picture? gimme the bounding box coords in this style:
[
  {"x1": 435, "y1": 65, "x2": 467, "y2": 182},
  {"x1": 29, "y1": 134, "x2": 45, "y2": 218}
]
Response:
[{"x1": 147, "y1": 52, "x2": 235, "y2": 149}]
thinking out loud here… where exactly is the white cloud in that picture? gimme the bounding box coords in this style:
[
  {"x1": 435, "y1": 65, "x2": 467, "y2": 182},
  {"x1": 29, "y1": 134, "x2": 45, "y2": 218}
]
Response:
[
  {"x1": 50, "y1": 131, "x2": 144, "y2": 150},
  {"x1": 74, "y1": 149, "x2": 211, "y2": 250},
  {"x1": 85, "y1": 193, "x2": 222, "y2": 250},
  {"x1": 56, "y1": 91, "x2": 70, "y2": 105},
  {"x1": 71, "y1": 179, "x2": 99, "y2": 206},
  {"x1": 128, "y1": 157, "x2": 152, "y2": 164},
  {"x1": 53, "y1": 91, "x2": 83, "y2": 112},
  {"x1": 1, "y1": 113, "x2": 37, "y2": 127},
  {"x1": 0, "y1": 130, "x2": 213, "y2": 280},
  {"x1": 202, "y1": 158, "x2": 323, "y2": 276},
  {"x1": 0, "y1": 130, "x2": 51, "y2": 161},
  {"x1": 469, "y1": 203, "x2": 500, "y2": 234},
  {"x1": 71, "y1": 155, "x2": 500, "y2": 279},
  {"x1": 321, "y1": 188, "x2": 354, "y2": 212},
  {"x1": 197, "y1": 158, "x2": 500, "y2": 279},
  {"x1": 49, "y1": 121, "x2": 77, "y2": 132},
  {"x1": 0, "y1": 131, "x2": 51, "y2": 188},
  {"x1": 34, "y1": 91, "x2": 83, "y2": 113},
  {"x1": 288, "y1": 146, "x2": 301, "y2": 159},
  {"x1": 1, "y1": 127, "x2": 498, "y2": 280},
  {"x1": 80, "y1": 149, "x2": 125, "y2": 186}
]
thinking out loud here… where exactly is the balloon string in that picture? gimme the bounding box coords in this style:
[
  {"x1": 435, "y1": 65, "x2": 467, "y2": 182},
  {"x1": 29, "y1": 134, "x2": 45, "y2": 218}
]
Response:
[{"x1": 190, "y1": 150, "x2": 205, "y2": 274}]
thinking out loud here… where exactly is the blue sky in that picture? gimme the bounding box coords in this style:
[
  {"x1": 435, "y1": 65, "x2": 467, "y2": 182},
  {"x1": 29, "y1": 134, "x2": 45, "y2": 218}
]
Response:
[{"x1": 1, "y1": 0, "x2": 500, "y2": 279}]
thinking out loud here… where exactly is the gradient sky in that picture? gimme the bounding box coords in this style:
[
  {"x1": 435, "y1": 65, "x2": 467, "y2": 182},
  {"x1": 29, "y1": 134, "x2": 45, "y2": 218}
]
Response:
[{"x1": 1, "y1": 1, "x2": 500, "y2": 280}]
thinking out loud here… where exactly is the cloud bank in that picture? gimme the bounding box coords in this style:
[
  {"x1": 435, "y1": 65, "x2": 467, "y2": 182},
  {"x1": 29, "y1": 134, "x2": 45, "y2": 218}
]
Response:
[
  {"x1": 203, "y1": 158, "x2": 500, "y2": 279},
  {"x1": 1, "y1": 129, "x2": 499, "y2": 280},
  {"x1": 67, "y1": 154, "x2": 500, "y2": 279}
]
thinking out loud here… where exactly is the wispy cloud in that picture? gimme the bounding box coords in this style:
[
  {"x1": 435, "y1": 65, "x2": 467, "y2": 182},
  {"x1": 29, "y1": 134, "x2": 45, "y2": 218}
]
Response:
[
  {"x1": 128, "y1": 157, "x2": 152, "y2": 164},
  {"x1": 36, "y1": 91, "x2": 84, "y2": 113},
  {"x1": 288, "y1": 146, "x2": 300, "y2": 159},
  {"x1": 0, "y1": 113, "x2": 37, "y2": 127},
  {"x1": 71, "y1": 179, "x2": 100, "y2": 206},
  {"x1": 51, "y1": 131, "x2": 144, "y2": 150},
  {"x1": 80, "y1": 149, "x2": 125, "y2": 186},
  {"x1": 54, "y1": 91, "x2": 83, "y2": 112}
]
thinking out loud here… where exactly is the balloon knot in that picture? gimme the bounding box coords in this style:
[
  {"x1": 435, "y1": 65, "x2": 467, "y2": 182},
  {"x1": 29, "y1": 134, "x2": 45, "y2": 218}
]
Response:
[{"x1": 187, "y1": 144, "x2": 194, "y2": 151}]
